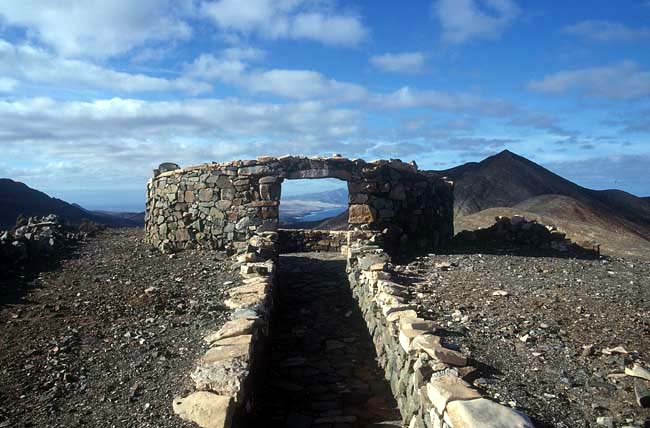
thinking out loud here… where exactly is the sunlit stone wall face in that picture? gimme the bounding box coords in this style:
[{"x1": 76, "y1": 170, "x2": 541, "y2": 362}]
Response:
[{"x1": 145, "y1": 155, "x2": 454, "y2": 253}]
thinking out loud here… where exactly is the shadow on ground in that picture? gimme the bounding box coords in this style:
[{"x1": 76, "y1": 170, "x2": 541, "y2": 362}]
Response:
[
  {"x1": 0, "y1": 240, "x2": 82, "y2": 311},
  {"x1": 251, "y1": 253, "x2": 402, "y2": 428}
]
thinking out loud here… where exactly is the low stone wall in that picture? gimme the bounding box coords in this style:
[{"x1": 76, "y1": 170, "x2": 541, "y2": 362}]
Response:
[
  {"x1": 172, "y1": 229, "x2": 536, "y2": 428},
  {"x1": 277, "y1": 228, "x2": 374, "y2": 254},
  {"x1": 0, "y1": 215, "x2": 85, "y2": 269},
  {"x1": 455, "y1": 215, "x2": 600, "y2": 255},
  {"x1": 345, "y1": 235, "x2": 534, "y2": 428},
  {"x1": 172, "y1": 231, "x2": 279, "y2": 428}
]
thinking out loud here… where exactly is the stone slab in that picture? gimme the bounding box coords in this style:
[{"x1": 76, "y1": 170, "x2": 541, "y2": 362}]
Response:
[
  {"x1": 172, "y1": 391, "x2": 233, "y2": 428},
  {"x1": 445, "y1": 398, "x2": 534, "y2": 428}
]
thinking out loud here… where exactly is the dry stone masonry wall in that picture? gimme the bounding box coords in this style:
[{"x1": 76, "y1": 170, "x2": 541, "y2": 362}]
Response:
[
  {"x1": 455, "y1": 215, "x2": 601, "y2": 255},
  {"x1": 173, "y1": 232, "x2": 280, "y2": 427},
  {"x1": 145, "y1": 155, "x2": 454, "y2": 254},
  {"x1": 171, "y1": 227, "x2": 537, "y2": 428},
  {"x1": 0, "y1": 215, "x2": 89, "y2": 269},
  {"x1": 277, "y1": 228, "x2": 375, "y2": 254},
  {"x1": 346, "y1": 235, "x2": 535, "y2": 428}
]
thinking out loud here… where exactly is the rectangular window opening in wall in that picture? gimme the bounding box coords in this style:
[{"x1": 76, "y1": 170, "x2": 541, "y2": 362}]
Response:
[{"x1": 279, "y1": 178, "x2": 349, "y2": 231}]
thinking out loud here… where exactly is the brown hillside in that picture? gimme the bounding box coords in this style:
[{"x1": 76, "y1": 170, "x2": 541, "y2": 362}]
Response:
[{"x1": 456, "y1": 195, "x2": 650, "y2": 259}]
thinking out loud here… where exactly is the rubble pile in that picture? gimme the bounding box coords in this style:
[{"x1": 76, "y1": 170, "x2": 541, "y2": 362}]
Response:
[
  {"x1": 455, "y1": 215, "x2": 600, "y2": 255},
  {"x1": 0, "y1": 215, "x2": 83, "y2": 267}
]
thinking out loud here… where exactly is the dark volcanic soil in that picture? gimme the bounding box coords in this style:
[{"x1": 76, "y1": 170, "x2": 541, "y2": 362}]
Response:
[
  {"x1": 0, "y1": 229, "x2": 238, "y2": 428},
  {"x1": 395, "y1": 248, "x2": 650, "y2": 428}
]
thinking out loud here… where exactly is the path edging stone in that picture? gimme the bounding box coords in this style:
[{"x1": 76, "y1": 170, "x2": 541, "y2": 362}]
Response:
[
  {"x1": 173, "y1": 231, "x2": 279, "y2": 428},
  {"x1": 345, "y1": 234, "x2": 535, "y2": 428}
]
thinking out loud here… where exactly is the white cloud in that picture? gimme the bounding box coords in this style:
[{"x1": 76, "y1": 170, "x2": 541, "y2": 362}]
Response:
[
  {"x1": 370, "y1": 52, "x2": 426, "y2": 73},
  {"x1": 184, "y1": 54, "x2": 248, "y2": 83},
  {"x1": 564, "y1": 20, "x2": 650, "y2": 42},
  {"x1": 200, "y1": 0, "x2": 368, "y2": 45},
  {"x1": 0, "y1": 96, "x2": 365, "y2": 192},
  {"x1": 0, "y1": 0, "x2": 193, "y2": 58},
  {"x1": 528, "y1": 61, "x2": 650, "y2": 99},
  {"x1": 433, "y1": 0, "x2": 519, "y2": 44},
  {"x1": 0, "y1": 77, "x2": 18, "y2": 92},
  {"x1": 0, "y1": 39, "x2": 210, "y2": 95},
  {"x1": 185, "y1": 54, "x2": 368, "y2": 101},
  {"x1": 0, "y1": 97, "x2": 361, "y2": 144},
  {"x1": 222, "y1": 46, "x2": 267, "y2": 61},
  {"x1": 373, "y1": 86, "x2": 514, "y2": 116},
  {"x1": 290, "y1": 12, "x2": 368, "y2": 45},
  {"x1": 245, "y1": 69, "x2": 368, "y2": 101}
]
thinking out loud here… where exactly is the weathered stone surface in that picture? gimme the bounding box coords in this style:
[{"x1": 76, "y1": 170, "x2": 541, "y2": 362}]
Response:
[
  {"x1": 224, "y1": 293, "x2": 266, "y2": 309},
  {"x1": 445, "y1": 398, "x2": 534, "y2": 428},
  {"x1": 348, "y1": 204, "x2": 377, "y2": 224},
  {"x1": 172, "y1": 392, "x2": 233, "y2": 428},
  {"x1": 426, "y1": 375, "x2": 481, "y2": 413},
  {"x1": 201, "y1": 341, "x2": 251, "y2": 364},
  {"x1": 198, "y1": 188, "x2": 213, "y2": 202},
  {"x1": 228, "y1": 281, "x2": 268, "y2": 296},
  {"x1": 204, "y1": 320, "x2": 257, "y2": 345},
  {"x1": 428, "y1": 345, "x2": 467, "y2": 366},
  {"x1": 145, "y1": 156, "x2": 454, "y2": 253},
  {"x1": 386, "y1": 309, "x2": 418, "y2": 322}
]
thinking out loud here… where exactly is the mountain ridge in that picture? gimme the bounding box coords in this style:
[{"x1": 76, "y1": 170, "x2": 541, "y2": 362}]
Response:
[
  {"x1": 434, "y1": 150, "x2": 650, "y2": 241},
  {"x1": 0, "y1": 178, "x2": 142, "y2": 229}
]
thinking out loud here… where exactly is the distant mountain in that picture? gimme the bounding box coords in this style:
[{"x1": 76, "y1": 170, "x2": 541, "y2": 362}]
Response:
[
  {"x1": 313, "y1": 209, "x2": 348, "y2": 231},
  {"x1": 91, "y1": 211, "x2": 145, "y2": 226},
  {"x1": 436, "y1": 150, "x2": 650, "y2": 240},
  {"x1": 283, "y1": 187, "x2": 348, "y2": 205},
  {"x1": 280, "y1": 187, "x2": 348, "y2": 224},
  {"x1": 0, "y1": 178, "x2": 142, "y2": 229}
]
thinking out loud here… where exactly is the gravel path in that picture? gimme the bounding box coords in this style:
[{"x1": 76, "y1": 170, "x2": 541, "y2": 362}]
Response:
[
  {"x1": 253, "y1": 253, "x2": 402, "y2": 427},
  {"x1": 0, "y1": 229, "x2": 239, "y2": 428},
  {"x1": 395, "y1": 249, "x2": 650, "y2": 428}
]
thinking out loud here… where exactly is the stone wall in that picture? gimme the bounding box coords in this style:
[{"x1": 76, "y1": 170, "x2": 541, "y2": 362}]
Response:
[
  {"x1": 170, "y1": 230, "x2": 536, "y2": 427},
  {"x1": 345, "y1": 235, "x2": 534, "y2": 428},
  {"x1": 277, "y1": 228, "x2": 375, "y2": 254},
  {"x1": 145, "y1": 155, "x2": 454, "y2": 255},
  {"x1": 173, "y1": 231, "x2": 280, "y2": 427},
  {"x1": 455, "y1": 215, "x2": 601, "y2": 255},
  {"x1": 0, "y1": 215, "x2": 85, "y2": 269}
]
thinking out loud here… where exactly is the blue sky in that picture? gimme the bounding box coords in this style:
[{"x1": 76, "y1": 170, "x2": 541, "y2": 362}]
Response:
[{"x1": 0, "y1": 0, "x2": 649, "y2": 211}]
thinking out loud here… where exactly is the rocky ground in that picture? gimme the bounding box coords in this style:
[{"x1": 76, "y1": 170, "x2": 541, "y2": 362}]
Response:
[
  {"x1": 3, "y1": 228, "x2": 649, "y2": 428},
  {"x1": 394, "y1": 245, "x2": 650, "y2": 428},
  {"x1": 253, "y1": 253, "x2": 402, "y2": 427},
  {"x1": 0, "y1": 228, "x2": 239, "y2": 428}
]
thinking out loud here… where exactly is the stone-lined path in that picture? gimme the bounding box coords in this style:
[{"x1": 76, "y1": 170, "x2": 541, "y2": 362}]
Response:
[{"x1": 252, "y1": 252, "x2": 402, "y2": 428}]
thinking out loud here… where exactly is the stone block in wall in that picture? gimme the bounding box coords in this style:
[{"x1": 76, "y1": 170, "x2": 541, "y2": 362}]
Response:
[
  {"x1": 349, "y1": 204, "x2": 377, "y2": 224},
  {"x1": 172, "y1": 391, "x2": 233, "y2": 428},
  {"x1": 348, "y1": 181, "x2": 379, "y2": 193},
  {"x1": 259, "y1": 183, "x2": 281, "y2": 201},
  {"x1": 349, "y1": 192, "x2": 368, "y2": 204},
  {"x1": 445, "y1": 398, "x2": 533, "y2": 428},
  {"x1": 198, "y1": 188, "x2": 214, "y2": 202}
]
